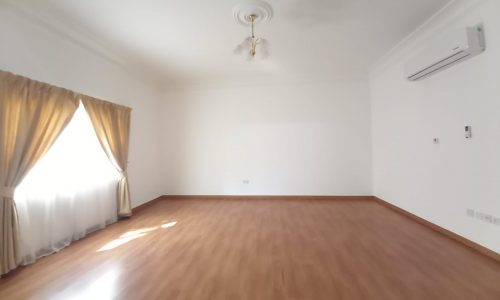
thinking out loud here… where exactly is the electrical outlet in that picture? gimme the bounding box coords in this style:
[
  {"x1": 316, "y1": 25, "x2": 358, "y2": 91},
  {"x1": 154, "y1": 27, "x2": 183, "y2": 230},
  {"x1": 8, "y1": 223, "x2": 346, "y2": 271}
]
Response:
[
  {"x1": 467, "y1": 209, "x2": 500, "y2": 226},
  {"x1": 465, "y1": 126, "x2": 472, "y2": 139},
  {"x1": 242, "y1": 180, "x2": 250, "y2": 184},
  {"x1": 484, "y1": 214, "x2": 493, "y2": 223},
  {"x1": 476, "y1": 212, "x2": 489, "y2": 222},
  {"x1": 466, "y1": 209, "x2": 475, "y2": 217}
]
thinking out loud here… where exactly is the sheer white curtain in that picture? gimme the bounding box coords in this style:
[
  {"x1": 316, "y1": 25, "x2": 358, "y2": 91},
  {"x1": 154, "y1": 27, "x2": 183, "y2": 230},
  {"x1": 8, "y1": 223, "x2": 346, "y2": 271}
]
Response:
[{"x1": 14, "y1": 103, "x2": 120, "y2": 264}]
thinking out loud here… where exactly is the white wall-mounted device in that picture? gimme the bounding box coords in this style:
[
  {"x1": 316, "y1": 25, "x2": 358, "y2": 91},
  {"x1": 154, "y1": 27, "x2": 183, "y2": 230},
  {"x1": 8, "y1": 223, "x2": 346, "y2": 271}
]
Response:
[
  {"x1": 465, "y1": 126, "x2": 472, "y2": 139},
  {"x1": 405, "y1": 25, "x2": 485, "y2": 81}
]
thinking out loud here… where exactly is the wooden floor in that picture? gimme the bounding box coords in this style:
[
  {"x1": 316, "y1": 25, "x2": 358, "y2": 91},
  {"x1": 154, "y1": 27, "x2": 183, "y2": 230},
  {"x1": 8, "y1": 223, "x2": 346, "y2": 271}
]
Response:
[{"x1": 1, "y1": 198, "x2": 500, "y2": 300}]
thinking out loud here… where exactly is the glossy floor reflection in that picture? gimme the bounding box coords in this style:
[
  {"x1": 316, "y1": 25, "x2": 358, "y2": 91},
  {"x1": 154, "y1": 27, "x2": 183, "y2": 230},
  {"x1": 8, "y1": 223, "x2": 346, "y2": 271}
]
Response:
[
  {"x1": 97, "y1": 221, "x2": 177, "y2": 252},
  {"x1": 1, "y1": 198, "x2": 500, "y2": 300},
  {"x1": 53, "y1": 268, "x2": 119, "y2": 300},
  {"x1": 97, "y1": 227, "x2": 158, "y2": 252}
]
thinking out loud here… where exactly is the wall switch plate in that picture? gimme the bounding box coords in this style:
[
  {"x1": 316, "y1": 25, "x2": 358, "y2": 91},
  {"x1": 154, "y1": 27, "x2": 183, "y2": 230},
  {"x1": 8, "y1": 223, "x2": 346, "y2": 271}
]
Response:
[
  {"x1": 433, "y1": 138, "x2": 440, "y2": 144},
  {"x1": 465, "y1": 126, "x2": 472, "y2": 139}
]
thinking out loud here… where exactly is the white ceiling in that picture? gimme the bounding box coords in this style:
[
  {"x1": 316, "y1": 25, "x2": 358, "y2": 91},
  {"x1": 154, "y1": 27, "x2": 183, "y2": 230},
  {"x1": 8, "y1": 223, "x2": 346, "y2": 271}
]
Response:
[{"x1": 8, "y1": 0, "x2": 451, "y2": 87}]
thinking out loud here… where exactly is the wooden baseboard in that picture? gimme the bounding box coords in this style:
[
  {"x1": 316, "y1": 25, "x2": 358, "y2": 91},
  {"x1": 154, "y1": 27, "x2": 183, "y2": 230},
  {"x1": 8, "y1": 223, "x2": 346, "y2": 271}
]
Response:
[
  {"x1": 373, "y1": 196, "x2": 500, "y2": 263},
  {"x1": 163, "y1": 195, "x2": 373, "y2": 201}
]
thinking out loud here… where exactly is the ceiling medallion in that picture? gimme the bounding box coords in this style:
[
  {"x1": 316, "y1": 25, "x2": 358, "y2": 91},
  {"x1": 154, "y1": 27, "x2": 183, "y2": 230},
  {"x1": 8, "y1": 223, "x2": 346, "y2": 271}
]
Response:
[{"x1": 233, "y1": 0, "x2": 273, "y2": 60}]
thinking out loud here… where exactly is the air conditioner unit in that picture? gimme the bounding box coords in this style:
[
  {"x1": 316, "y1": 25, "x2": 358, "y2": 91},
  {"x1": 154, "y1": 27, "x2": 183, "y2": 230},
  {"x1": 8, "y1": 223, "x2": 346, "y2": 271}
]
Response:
[{"x1": 405, "y1": 25, "x2": 485, "y2": 81}]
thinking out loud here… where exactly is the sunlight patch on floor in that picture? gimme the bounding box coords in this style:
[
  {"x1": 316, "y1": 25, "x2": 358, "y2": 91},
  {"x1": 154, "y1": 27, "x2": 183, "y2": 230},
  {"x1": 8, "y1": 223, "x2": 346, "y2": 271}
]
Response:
[
  {"x1": 121, "y1": 227, "x2": 158, "y2": 238},
  {"x1": 161, "y1": 221, "x2": 177, "y2": 228},
  {"x1": 97, "y1": 227, "x2": 157, "y2": 252},
  {"x1": 97, "y1": 222, "x2": 177, "y2": 252}
]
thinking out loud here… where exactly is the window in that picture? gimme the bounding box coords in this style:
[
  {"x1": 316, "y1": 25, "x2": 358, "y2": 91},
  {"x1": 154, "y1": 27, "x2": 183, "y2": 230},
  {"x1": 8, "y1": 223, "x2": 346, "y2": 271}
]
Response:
[{"x1": 15, "y1": 103, "x2": 120, "y2": 263}]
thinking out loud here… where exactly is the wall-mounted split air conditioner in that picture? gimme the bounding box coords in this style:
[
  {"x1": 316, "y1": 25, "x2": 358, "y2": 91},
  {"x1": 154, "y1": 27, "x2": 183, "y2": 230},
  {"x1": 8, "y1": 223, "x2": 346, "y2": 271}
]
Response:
[{"x1": 405, "y1": 25, "x2": 485, "y2": 81}]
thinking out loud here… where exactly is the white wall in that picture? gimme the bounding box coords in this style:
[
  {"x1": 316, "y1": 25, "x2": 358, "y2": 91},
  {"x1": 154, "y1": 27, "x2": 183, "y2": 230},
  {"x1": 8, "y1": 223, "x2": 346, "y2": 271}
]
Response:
[
  {"x1": 162, "y1": 80, "x2": 372, "y2": 196},
  {"x1": 0, "y1": 3, "x2": 164, "y2": 208},
  {"x1": 370, "y1": 0, "x2": 500, "y2": 252}
]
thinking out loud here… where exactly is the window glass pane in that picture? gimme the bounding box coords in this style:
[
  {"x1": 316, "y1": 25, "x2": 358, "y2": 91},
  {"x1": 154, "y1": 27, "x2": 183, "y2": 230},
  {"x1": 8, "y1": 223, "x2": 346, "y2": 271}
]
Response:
[{"x1": 15, "y1": 103, "x2": 120, "y2": 263}]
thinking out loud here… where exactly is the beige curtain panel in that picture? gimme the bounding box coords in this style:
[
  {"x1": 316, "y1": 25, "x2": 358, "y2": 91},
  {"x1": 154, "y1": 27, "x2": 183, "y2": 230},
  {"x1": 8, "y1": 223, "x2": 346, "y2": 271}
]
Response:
[
  {"x1": 81, "y1": 96, "x2": 132, "y2": 217},
  {"x1": 0, "y1": 70, "x2": 79, "y2": 275}
]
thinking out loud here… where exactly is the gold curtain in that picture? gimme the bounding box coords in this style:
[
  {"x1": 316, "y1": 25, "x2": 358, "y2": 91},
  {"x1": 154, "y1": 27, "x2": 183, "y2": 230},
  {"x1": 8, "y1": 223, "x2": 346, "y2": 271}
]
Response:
[
  {"x1": 81, "y1": 96, "x2": 132, "y2": 217},
  {"x1": 0, "y1": 70, "x2": 79, "y2": 275}
]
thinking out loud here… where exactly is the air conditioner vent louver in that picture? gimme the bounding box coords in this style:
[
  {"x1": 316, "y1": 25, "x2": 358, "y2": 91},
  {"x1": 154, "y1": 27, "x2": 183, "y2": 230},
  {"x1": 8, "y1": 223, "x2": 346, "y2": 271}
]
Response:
[{"x1": 405, "y1": 25, "x2": 485, "y2": 81}]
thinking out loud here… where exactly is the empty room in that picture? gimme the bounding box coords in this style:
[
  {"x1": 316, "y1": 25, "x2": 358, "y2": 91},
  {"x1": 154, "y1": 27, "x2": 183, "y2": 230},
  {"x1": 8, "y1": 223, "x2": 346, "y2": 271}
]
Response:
[{"x1": 1, "y1": 0, "x2": 499, "y2": 299}]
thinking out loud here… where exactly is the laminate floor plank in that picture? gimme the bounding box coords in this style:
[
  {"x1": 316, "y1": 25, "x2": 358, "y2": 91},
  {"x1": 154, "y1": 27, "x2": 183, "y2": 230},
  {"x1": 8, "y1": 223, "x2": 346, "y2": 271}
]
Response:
[{"x1": 1, "y1": 198, "x2": 499, "y2": 299}]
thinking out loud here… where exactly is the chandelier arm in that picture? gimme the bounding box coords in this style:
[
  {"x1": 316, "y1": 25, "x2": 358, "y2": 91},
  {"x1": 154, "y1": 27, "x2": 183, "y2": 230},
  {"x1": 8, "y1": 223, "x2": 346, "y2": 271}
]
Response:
[
  {"x1": 251, "y1": 17, "x2": 255, "y2": 38},
  {"x1": 250, "y1": 14, "x2": 257, "y2": 57}
]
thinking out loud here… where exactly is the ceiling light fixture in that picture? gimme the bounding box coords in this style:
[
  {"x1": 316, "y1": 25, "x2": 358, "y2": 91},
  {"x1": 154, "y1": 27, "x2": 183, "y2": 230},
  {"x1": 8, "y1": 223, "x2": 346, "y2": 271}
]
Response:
[{"x1": 233, "y1": 0, "x2": 273, "y2": 60}]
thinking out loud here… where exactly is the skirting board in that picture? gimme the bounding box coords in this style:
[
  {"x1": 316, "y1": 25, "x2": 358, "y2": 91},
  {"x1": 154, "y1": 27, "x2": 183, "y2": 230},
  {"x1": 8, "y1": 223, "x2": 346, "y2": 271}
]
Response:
[
  {"x1": 373, "y1": 196, "x2": 500, "y2": 263},
  {"x1": 133, "y1": 195, "x2": 499, "y2": 263},
  {"x1": 163, "y1": 195, "x2": 373, "y2": 201}
]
